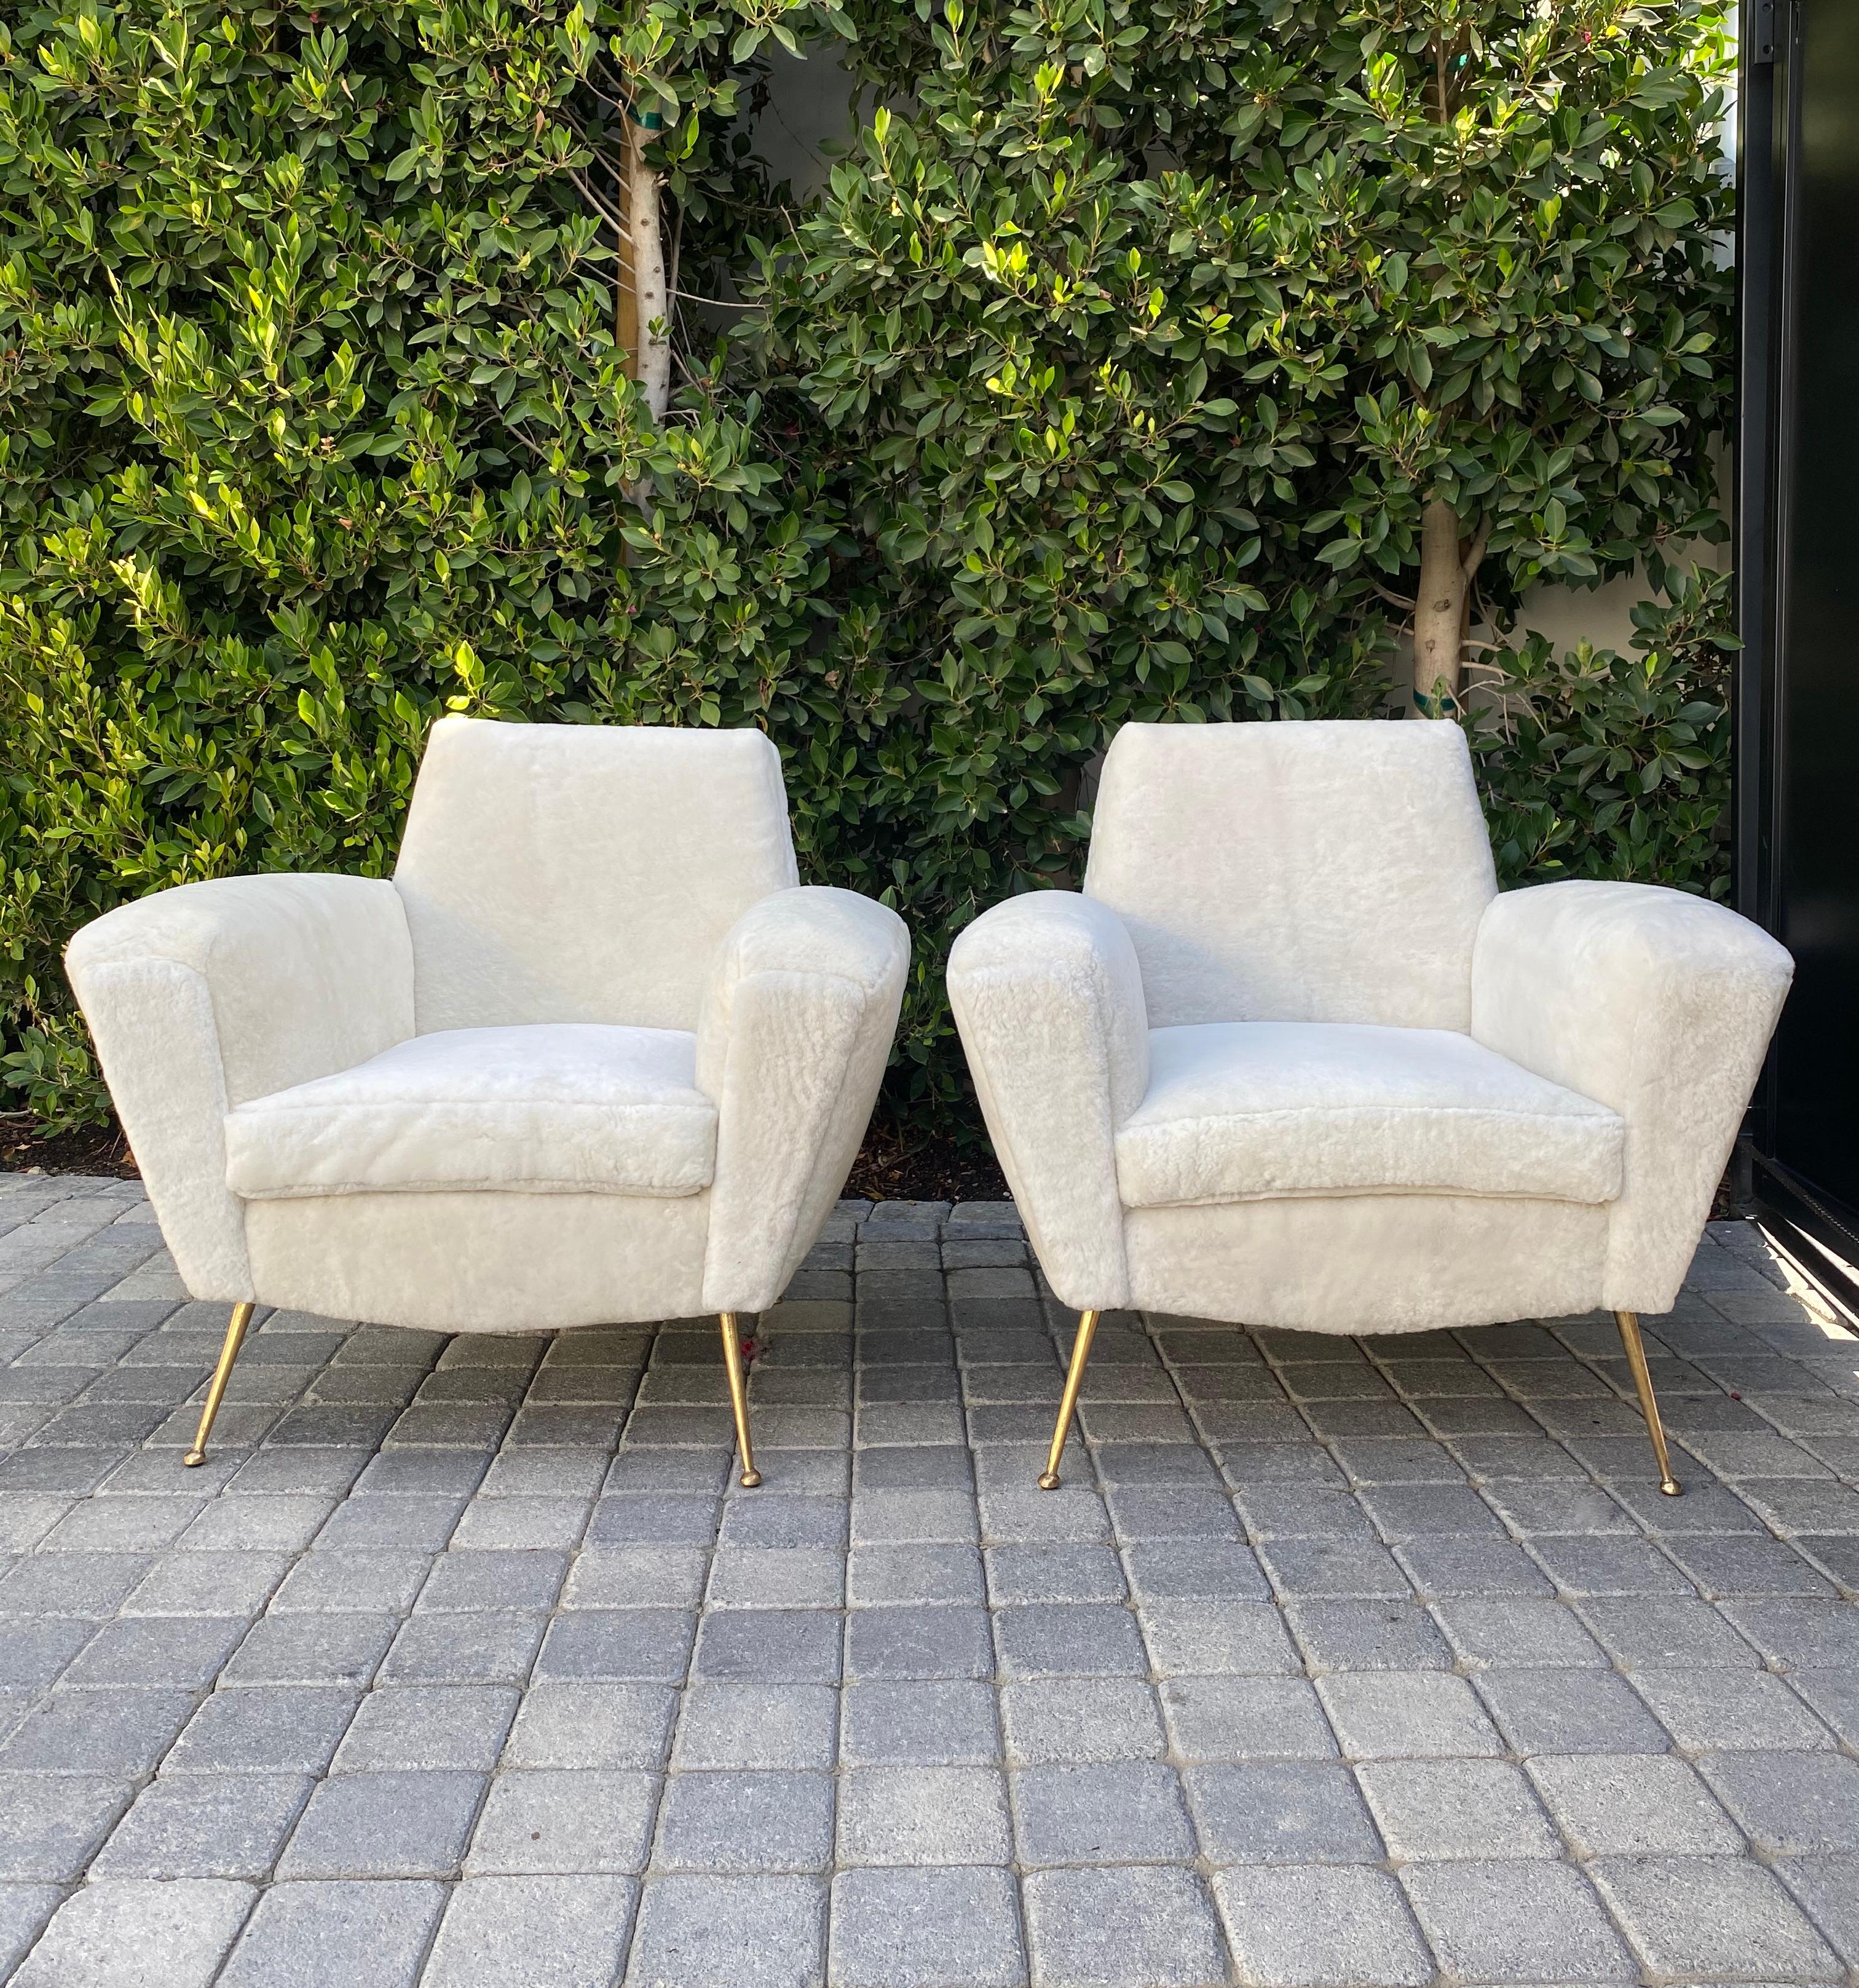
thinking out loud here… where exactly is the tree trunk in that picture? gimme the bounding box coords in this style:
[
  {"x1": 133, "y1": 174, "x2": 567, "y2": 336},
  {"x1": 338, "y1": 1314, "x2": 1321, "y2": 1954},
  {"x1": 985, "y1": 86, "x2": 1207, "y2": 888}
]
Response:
[
  {"x1": 622, "y1": 121, "x2": 671, "y2": 423},
  {"x1": 1411, "y1": 497, "x2": 1469, "y2": 713}
]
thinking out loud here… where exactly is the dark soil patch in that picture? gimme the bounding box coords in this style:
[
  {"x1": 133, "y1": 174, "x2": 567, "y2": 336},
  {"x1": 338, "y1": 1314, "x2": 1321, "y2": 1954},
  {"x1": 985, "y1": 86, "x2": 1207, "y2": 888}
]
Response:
[
  {"x1": 842, "y1": 1122, "x2": 1009, "y2": 1203},
  {"x1": 0, "y1": 1112, "x2": 140, "y2": 1180}
]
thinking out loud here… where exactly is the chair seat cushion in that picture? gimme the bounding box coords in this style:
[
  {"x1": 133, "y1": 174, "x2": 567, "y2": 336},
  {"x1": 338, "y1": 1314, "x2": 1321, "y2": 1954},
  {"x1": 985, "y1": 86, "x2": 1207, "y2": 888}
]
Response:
[
  {"x1": 224, "y1": 1024, "x2": 716, "y2": 1200},
  {"x1": 1115, "y1": 1021, "x2": 1624, "y2": 1210}
]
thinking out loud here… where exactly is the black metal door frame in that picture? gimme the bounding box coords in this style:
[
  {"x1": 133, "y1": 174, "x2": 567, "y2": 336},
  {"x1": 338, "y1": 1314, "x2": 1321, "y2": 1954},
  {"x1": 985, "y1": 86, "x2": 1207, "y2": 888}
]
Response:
[{"x1": 1735, "y1": 0, "x2": 1859, "y2": 1317}]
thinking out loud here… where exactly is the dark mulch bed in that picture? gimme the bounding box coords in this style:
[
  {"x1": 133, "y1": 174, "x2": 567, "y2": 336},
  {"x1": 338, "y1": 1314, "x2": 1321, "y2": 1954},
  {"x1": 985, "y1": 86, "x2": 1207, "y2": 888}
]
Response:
[
  {"x1": 842, "y1": 1123, "x2": 1009, "y2": 1204},
  {"x1": 0, "y1": 1113, "x2": 139, "y2": 1180},
  {"x1": 3, "y1": 1107, "x2": 1009, "y2": 1204}
]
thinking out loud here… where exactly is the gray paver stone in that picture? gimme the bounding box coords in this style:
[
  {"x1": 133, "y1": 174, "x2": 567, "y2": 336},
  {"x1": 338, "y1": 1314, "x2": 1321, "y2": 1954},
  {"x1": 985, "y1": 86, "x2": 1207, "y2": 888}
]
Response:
[
  {"x1": 1316, "y1": 1671, "x2": 1501, "y2": 1759},
  {"x1": 466, "y1": 1769, "x2": 658, "y2": 1875},
  {"x1": 0, "y1": 1883, "x2": 59, "y2": 1976},
  {"x1": 1474, "y1": 1667, "x2": 1672, "y2": 1754},
  {"x1": 1185, "y1": 1762, "x2": 1383, "y2": 1864},
  {"x1": 10, "y1": 1877, "x2": 255, "y2": 1988},
  {"x1": 1159, "y1": 1677, "x2": 1337, "y2": 1762},
  {"x1": 835, "y1": 1765, "x2": 1011, "y2": 1866},
  {"x1": 1012, "y1": 1760, "x2": 1193, "y2": 1864},
  {"x1": 1697, "y1": 1748, "x2": 1859, "y2": 1853},
  {"x1": 827, "y1": 1866, "x2": 1024, "y2": 1988},
  {"x1": 506, "y1": 1682, "x2": 678, "y2": 1770},
  {"x1": 1775, "y1": 1853, "x2": 1859, "y2": 1967},
  {"x1": 624, "y1": 1873, "x2": 826, "y2": 1988},
  {"x1": 1000, "y1": 1678, "x2": 1166, "y2": 1764},
  {"x1": 840, "y1": 1679, "x2": 998, "y2": 1767},
  {"x1": 92, "y1": 1772, "x2": 312, "y2": 1877},
  {"x1": 1022, "y1": 1866, "x2": 1226, "y2": 1988},
  {"x1": 1356, "y1": 1757, "x2": 1560, "y2": 1859},
  {"x1": 217, "y1": 1878, "x2": 447, "y2": 1988},
  {"x1": 1400, "y1": 1859, "x2": 1636, "y2": 1982},
  {"x1": 1525, "y1": 1752, "x2": 1743, "y2": 1855},
  {"x1": 331, "y1": 1684, "x2": 519, "y2": 1772},
  {"x1": 423, "y1": 1874, "x2": 638, "y2": 1988},
  {"x1": 1625, "y1": 1665, "x2": 1836, "y2": 1751},
  {"x1": 670, "y1": 1682, "x2": 839, "y2": 1770},
  {"x1": 0, "y1": 1773, "x2": 133, "y2": 1880},
  {"x1": 1212, "y1": 1864, "x2": 1433, "y2": 1988},
  {"x1": 1589, "y1": 1854, "x2": 1841, "y2": 1979},
  {"x1": 654, "y1": 1768, "x2": 833, "y2": 1872},
  {"x1": 276, "y1": 1767, "x2": 484, "y2": 1877}
]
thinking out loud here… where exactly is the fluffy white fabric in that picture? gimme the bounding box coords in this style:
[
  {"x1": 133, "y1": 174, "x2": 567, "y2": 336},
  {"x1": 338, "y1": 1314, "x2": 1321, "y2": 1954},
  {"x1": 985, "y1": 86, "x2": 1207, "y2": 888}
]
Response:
[
  {"x1": 245, "y1": 1189, "x2": 712, "y2": 1330},
  {"x1": 1473, "y1": 880, "x2": 1794, "y2": 1313},
  {"x1": 1124, "y1": 1194, "x2": 1609, "y2": 1332},
  {"x1": 948, "y1": 892, "x2": 1148, "y2": 1310},
  {"x1": 66, "y1": 873, "x2": 416, "y2": 1106},
  {"x1": 224, "y1": 1024, "x2": 715, "y2": 1200},
  {"x1": 698, "y1": 887, "x2": 910, "y2": 1312},
  {"x1": 1085, "y1": 719, "x2": 1496, "y2": 1029},
  {"x1": 394, "y1": 718, "x2": 799, "y2": 1034},
  {"x1": 953, "y1": 722, "x2": 1792, "y2": 1333},
  {"x1": 1116, "y1": 1021, "x2": 1622, "y2": 1210},
  {"x1": 65, "y1": 874, "x2": 416, "y2": 1301},
  {"x1": 68, "y1": 723, "x2": 907, "y2": 1333}
]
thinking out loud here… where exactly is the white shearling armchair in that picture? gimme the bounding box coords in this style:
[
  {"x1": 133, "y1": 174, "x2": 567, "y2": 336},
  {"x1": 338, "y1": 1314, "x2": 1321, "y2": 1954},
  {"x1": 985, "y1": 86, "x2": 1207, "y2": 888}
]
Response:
[
  {"x1": 949, "y1": 720, "x2": 1793, "y2": 1496},
  {"x1": 66, "y1": 718, "x2": 909, "y2": 1485}
]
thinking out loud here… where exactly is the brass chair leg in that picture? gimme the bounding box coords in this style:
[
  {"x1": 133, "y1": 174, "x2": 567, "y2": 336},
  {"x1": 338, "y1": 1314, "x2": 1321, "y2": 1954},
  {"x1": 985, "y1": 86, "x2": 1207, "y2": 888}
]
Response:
[
  {"x1": 184, "y1": 1301, "x2": 255, "y2": 1467},
  {"x1": 1615, "y1": 1309, "x2": 1682, "y2": 1497},
  {"x1": 1039, "y1": 1309, "x2": 1100, "y2": 1490},
  {"x1": 718, "y1": 1311, "x2": 762, "y2": 1488}
]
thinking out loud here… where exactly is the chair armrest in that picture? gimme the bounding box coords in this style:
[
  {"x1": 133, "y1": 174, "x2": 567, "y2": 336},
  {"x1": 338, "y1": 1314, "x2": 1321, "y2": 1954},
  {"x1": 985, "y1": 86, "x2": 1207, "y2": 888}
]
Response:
[
  {"x1": 1470, "y1": 880, "x2": 1792, "y2": 1312},
  {"x1": 947, "y1": 891, "x2": 1149, "y2": 1310},
  {"x1": 697, "y1": 886, "x2": 909, "y2": 1313},
  {"x1": 65, "y1": 875, "x2": 416, "y2": 1298}
]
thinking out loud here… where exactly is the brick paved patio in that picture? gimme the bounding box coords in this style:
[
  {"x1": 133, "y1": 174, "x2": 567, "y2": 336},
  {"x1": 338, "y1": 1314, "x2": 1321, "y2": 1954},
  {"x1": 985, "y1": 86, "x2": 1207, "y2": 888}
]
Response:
[{"x1": 1, "y1": 1173, "x2": 1857, "y2": 1986}]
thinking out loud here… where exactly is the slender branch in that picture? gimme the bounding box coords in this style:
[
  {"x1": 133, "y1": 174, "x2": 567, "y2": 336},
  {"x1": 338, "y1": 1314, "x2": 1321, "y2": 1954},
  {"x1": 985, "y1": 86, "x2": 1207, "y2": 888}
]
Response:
[{"x1": 569, "y1": 168, "x2": 631, "y2": 239}]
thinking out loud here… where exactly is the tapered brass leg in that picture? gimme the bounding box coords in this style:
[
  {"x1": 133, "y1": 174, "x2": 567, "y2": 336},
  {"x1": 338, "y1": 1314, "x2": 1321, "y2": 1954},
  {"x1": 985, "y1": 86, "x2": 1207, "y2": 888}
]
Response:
[
  {"x1": 1039, "y1": 1309, "x2": 1100, "y2": 1491},
  {"x1": 184, "y1": 1301, "x2": 255, "y2": 1467},
  {"x1": 1615, "y1": 1309, "x2": 1682, "y2": 1497},
  {"x1": 718, "y1": 1312, "x2": 761, "y2": 1489}
]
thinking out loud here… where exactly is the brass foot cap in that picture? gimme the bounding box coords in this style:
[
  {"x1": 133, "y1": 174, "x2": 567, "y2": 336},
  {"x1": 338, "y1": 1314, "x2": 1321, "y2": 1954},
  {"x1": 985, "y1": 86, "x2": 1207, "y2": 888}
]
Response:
[
  {"x1": 1037, "y1": 1471, "x2": 1062, "y2": 1491},
  {"x1": 739, "y1": 1469, "x2": 762, "y2": 1489},
  {"x1": 1659, "y1": 1478, "x2": 1683, "y2": 1497},
  {"x1": 183, "y1": 1451, "x2": 206, "y2": 1468}
]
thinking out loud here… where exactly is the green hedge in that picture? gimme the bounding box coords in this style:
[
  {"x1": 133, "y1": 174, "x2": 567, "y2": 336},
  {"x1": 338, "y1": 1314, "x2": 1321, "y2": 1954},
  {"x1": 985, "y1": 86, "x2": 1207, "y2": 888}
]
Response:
[{"x1": 1, "y1": 0, "x2": 1734, "y2": 1142}]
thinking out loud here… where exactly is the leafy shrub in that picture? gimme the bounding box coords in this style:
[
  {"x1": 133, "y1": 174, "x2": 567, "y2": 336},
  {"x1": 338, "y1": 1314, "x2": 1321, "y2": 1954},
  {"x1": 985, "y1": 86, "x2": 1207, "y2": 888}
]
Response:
[
  {"x1": 1473, "y1": 562, "x2": 1733, "y2": 897},
  {"x1": 0, "y1": 0, "x2": 1734, "y2": 1148}
]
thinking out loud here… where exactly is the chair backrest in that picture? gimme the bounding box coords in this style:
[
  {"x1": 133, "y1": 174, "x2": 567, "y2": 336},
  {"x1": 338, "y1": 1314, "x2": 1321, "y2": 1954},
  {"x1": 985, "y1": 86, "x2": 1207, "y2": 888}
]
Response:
[
  {"x1": 393, "y1": 718, "x2": 799, "y2": 1032},
  {"x1": 1084, "y1": 719, "x2": 1498, "y2": 1030}
]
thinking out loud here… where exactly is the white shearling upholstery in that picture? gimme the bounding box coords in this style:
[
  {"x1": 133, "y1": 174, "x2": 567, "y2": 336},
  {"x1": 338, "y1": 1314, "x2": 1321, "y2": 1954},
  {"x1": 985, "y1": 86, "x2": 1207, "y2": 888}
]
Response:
[
  {"x1": 950, "y1": 718, "x2": 1793, "y2": 1329},
  {"x1": 1472, "y1": 880, "x2": 1794, "y2": 1313},
  {"x1": 66, "y1": 720, "x2": 908, "y2": 1337},
  {"x1": 1084, "y1": 719, "x2": 1496, "y2": 1029},
  {"x1": 394, "y1": 717, "x2": 799, "y2": 1032},
  {"x1": 1124, "y1": 1194, "x2": 1610, "y2": 1333},
  {"x1": 698, "y1": 885, "x2": 912, "y2": 1313},
  {"x1": 947, "y1": 892, "x2": 1149, "y2": 1311},
  {"x1": 244, "y1": 1190, "x2": 713, "y2": 1332},
  {"x1": 1116, "y1": 1022, "x2": 1623, "y2": 1210},
  {"x1": 224, "y1": 1025, "x2": 716, "y2": 1201},
  {"x1": 65, "y1": 874, "x2": 416, "y2": 1301}
]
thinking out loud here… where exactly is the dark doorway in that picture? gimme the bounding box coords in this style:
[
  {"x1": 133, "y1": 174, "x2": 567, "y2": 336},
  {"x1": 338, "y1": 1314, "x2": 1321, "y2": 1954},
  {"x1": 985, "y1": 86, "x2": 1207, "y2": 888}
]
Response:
[{"x1": 1738, "y1": 0, "x2": 1859, "y2": 1299}]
